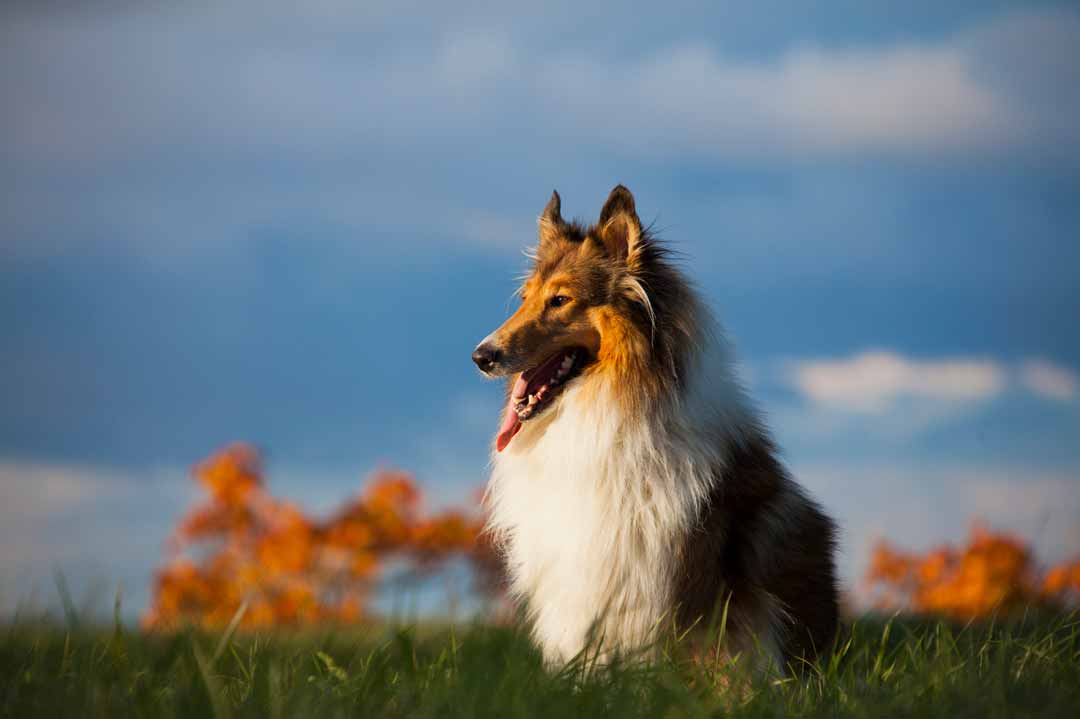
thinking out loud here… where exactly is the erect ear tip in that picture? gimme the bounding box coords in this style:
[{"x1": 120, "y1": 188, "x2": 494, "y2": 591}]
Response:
[
  {"x1": 543, "y1": 189, "x2": 562, "y2": 218},
  {"x1": 538, "y1": 189, "x2": 565, "y2": 243},
  {"x1": 610, "y1": 184, "x2": 633, "y2": 204},
  {"x1": 600, "y1": 184, "x2": 637, "y2": 224}
]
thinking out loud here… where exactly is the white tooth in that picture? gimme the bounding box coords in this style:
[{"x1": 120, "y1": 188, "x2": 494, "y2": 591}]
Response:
[
  {"x1": 528, "y1": 395, "x2": 538, "y2": 406},
  {"x1": 561, "y1": 356, "x2": 573, "y2": 369}
]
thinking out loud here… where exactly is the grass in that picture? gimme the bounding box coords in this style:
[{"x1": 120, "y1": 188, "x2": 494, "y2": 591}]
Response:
[{"x1": 2, "y1": 611, "x2": 1078, "y2": 718}]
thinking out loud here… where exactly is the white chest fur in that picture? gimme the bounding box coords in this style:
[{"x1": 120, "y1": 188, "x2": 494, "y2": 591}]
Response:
[{"x1": 486, "y1": 380, "x2": 733, "y2": 662}]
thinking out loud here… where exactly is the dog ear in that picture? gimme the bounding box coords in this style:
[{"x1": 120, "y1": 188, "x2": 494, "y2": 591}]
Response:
[
  {"x1": 595, "y1": 185, "x2": 644, "y2": 269},
  {"x1": 538, "y1": 190, "x2": 564, "y2": 246}
]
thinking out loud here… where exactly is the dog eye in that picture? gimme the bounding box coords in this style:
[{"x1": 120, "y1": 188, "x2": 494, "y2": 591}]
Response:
[{"x1": 548, "y1": 295, "x2": 571, "y2": 308}]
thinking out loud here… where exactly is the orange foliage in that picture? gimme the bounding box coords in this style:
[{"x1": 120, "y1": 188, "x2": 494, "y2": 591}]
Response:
[
  {"x1": 1042, "y1": 559, "x2": 1080, "y2": 602},
  {"x1": 144, "y1": 444, "x2": 501, "y2": 630},
  {"x1": 865, "y1": 523, "x2": 1080, "y2": 619}
]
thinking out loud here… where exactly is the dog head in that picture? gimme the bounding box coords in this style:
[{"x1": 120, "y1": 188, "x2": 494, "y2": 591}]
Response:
[{"x1": 473, "y1": 185, "x2": 673, "y2": 450}]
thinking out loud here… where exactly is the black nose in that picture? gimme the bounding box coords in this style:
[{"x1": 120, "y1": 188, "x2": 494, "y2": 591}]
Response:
[{"x1": 472, "y1": 343, "x2": 500, "y2": 373}]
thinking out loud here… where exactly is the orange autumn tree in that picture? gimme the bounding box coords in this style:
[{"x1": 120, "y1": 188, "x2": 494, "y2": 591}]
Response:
[
  {"x1": 865, "y1": 523, "x2": 1080, "y2": 619},
  {"x1": 145, "y1": 444, "x2": 500, "y2": 629}
]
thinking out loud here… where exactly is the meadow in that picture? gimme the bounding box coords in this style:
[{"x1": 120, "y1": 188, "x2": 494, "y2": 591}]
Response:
[
  {"x1": 4, "y1": 443, "x2": 1070, "y2": 717},
  {"x1": 3, "y1": 612, "x2": 1078, "y2": 718}
]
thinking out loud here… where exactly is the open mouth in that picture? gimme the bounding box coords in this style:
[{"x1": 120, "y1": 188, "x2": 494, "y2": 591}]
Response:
[{"x1": 496, "y1": 347, "x2": 588, "y2": 451}]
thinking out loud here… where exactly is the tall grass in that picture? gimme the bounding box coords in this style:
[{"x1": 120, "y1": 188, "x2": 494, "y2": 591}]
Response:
[{"x1": 2, "y1": 610, "x2": 1078, "y2": 718}]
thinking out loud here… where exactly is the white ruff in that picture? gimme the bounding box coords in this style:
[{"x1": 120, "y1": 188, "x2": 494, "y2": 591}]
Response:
[{"x1": 486, "y1": 337, "x2": 753, "y2": 663}]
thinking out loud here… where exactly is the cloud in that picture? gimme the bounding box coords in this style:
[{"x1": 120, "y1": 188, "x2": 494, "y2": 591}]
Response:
[
  {"x1": 1019, "y1": 359, "x2": 1078, "y2": 402},
  {"x1": 1, "y1": 4, "x2": 1077, "y2": 262},
  {"x1": 795, "y1": 460, "x2": 1080, "y2": 597},
  {"x1": 784, "y1": 351, "x2": 1079, "y2": 412},
  {"x1": 767, "y1": 353, "x2": 1080, "y2": 456},
  {"x1": 0, "y1": 461, "x2": 191, "y2": 563},
  {"x1": 541, "y1": 42, "x2": 1020, "y2": 159},
  {"x1": 0, "y1": 460, "x2": 193, "y2": 618},
  {"x1": 2, "y1": 5, "x2": 1077, "y2": 170},
  {"x1": 786, "y1": 351, "x2": 1006, "y2": 412},
  {"x1": 0, "y1": 463, "x2": 111, "y2": 527},
  {"x1": 963, "y1": 476, "x2": 1080, "y2": 529}
]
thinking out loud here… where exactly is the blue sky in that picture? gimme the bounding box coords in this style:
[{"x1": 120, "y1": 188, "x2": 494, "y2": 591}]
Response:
[{"x1": 2, "y1": 1, "x2": 1079, "y2": 618}]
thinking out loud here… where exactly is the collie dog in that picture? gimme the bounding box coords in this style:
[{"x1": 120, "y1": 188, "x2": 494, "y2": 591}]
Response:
[{"x1": 472, "y1": 186, "x2": 838, "y2": 668}]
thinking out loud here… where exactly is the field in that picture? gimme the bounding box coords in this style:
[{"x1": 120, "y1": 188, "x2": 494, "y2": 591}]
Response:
[{"x1": 3, "y1": 613, "x2": 1078, "y2": 718}]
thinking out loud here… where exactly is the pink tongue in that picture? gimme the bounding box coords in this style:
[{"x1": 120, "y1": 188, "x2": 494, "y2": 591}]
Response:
[
  {"x1": 496, "y1": 374, "x2": 530, "y2": 452},
  {"x1": 495, "y1": 406, "x2": 520, "y2": 452}
]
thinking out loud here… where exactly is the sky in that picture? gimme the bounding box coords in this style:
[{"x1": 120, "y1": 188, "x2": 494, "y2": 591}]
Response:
[{"x1": 2, "y1": 0, "x2": 1079, "y2": 619}]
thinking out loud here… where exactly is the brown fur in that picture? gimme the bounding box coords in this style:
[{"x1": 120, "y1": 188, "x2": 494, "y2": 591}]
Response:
[{"x1": 674, "y1": 430, "x2": 839, "y2": 666}]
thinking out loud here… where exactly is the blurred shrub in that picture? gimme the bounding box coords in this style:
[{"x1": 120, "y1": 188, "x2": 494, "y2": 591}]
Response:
[
  {"x1": 866, "y1": 523, "x2": 1080, "y2": 619},
  {"x1": 149, "y1": 446, "x2": 1080, "y2": 628},
  {"x1": 144, "y1": 444, "x2": 502, "y2": 629}
]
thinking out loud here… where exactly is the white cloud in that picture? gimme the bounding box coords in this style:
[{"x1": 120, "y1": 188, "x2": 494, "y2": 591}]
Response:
[
  {"x1": 787, "y1": 350, "x2": 1006, "y2": 412},
  {"x1": 1, "y1": 5, "x2": 1077, "y2": 260},
  {"x1": 0, "y1": 460, "x2": 193, "y2": 619},
  {"x1": 0, "y1": 463, "x2": 111, "y2": 525},
  {"x1": 1019, "y1": 359, "x2": 1078, "y2": 402},
  {"x1": 784, "y1": 351, "x2": 1079, "y2": 412},
  {"x1": 0, "y1": 461, "x2": 191, "y2": 564},
  {"x1": 795, "y1": 460, "x2": 1080, "y2": 600},
  {"x1": 541, "y1": 41, "x2": 1021, "y2": 159},
  {"x1": 2, "y1": 5, "x2": 1076, "y2": 171},
  {"x1": 964, "y1": 476, "x2": 1080, "y2": 528}
]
